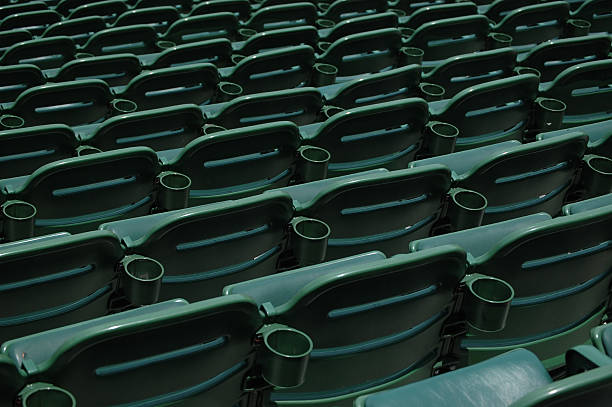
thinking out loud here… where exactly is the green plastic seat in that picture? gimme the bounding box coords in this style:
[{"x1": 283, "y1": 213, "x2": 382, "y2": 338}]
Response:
[
  {"x1": 237, "y1": 25, "x2": 318, "y2": 56},
  {"x1": 322, "y1": 64, "x2": 421, "y2": 109},
  {"x1": 429, "y1": 74, "x2": 539, "y2": 150},
  {"x1": 282, "y1": 165, "x2": 451, "y2": 258},
  {"x1": 403, "y1": 2, "x2": 478, "y2": 29},
  {"x1": 539, "y1": 59, "x2": 612, "y2": 127},
  {"x1": 0, "y1": 231, "x2": 124, "y2": 343},
  {"x1": 0, "y1": 36, "x2": 75, "y2": 69},
  {"x1": 225, "y1": 45, "x2": 315, "y2": 94},
  {"x1": 0, "y1": 10, "x2": 62, "y2": 36},
  {"x1": 518, "y1": 34, "x2": 611, "y2": 83},
  {"x1": 42, "y1": 16, "x2": 107, "y2": 46},
  {"x1": 148, "y1": 37, "x2": 233, "y2": 69},
  {"x1": 320, "y1": 0, "x2": 388, "y2": 22},
  {"x1": 562, "y1": 192, "x2": 612, "y2": 215},
  {"x1": 54, "y1": 53, "x2": 142, "y2": 87},
  {"x1": 7, "y1": 79, "x2": 113, "y2": 126},
  {"x1": 225, "y1": 246, "x2": 466, "y2": 407},
  {"x1": 99, "y1": 191, "x2": 296, "y2": 301},
  {"x1": 81, "y1": 24, "x2": 161, "y2": 56},
  {"x1": 163, "y1": 12, "x2": 240, "y2": 44},
  {"x1": 121, "y1": 63, "x2": 220, "y2": 110},
  {"x1": 162, "y1": 121, "x2": 301, "y2": 204},
  {"x1": 483, "y1": 0, "x2": 541, "y2": 23},
  {"x1": 573, "y1": 0, "x2": 612, "y2": 33},
  {"x1": 404, "y1": 15, "x2": 489, "y2": 65},
  {"x1": 321, "y1": 12, "x2": 398, "y2": 44},
  {"x1": 208, "y1": 87, "x2": 324, "y2": 128},
  {"x1": 423, "y1": 48, "x2": 516, "y2": 98},
  {"x1": 301, "y1": 98, "x2": 428, "y2": 176},
  {"x1": 0, "y1": 29, "x2": 31, "y2": 53},
  {"x1": 319, "y1": 28, "x2": 403, "y2": 79},
  {"x1": 189, "y1": 0, "x2": 251, "y2": 20},
  {"x1": 393, "y1": 0, "x2": 448, "y2": 14},
  {"x1": 0, "y1": 64, "x2": 44, "y2": 104},
  {"x1": 244, "y1": 2, "x2": 317, "y2": 31},
  {"x1": 82, "y1": 104, "x2": 205, "y2": 151},
  {"x1": 0, "y1": 147, "x2": 160, "y2": 235},
  {"x1": 0, "y1": 1, "x2": 46, "y2": 20},
  {"x1": 0, "y1": 124, "x2": 77, "y2": 178},
  {"x1": 55, "y1": 0, "x2": 105, "y2": 16},
  {"x1": 411, "y1": 204, "x2": 612, "y2": 368},
  {"x1": 355, "y1": 347, "x2": 612, "y2": 407},
  {"x1": 114, "y1": 6, "x2": 180, "y2": 33},
  {"x1": 537, "y1": 119, "x2": 612, "y2": 159},
  {"x1": 492, "y1": 1, "x2": 570, "y2": 48},
  {"x1": 410, "y1": 133, "x2": 588, "y2": 223},
  {"x1": 68, "y1": 0, "x2": 128, "y2": 23},
  {"x1": 0, "y1": 295, "x2": 281, "y2": 406},
  {"x1": 134, "y1": 0, "x2": 192, "y2": 12}
]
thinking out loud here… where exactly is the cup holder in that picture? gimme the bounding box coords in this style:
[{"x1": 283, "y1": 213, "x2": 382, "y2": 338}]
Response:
[
  {"x1": 259, "y1": 324, "x2": 313, "y2": 388},
  {"x1": 321, "y1": 105, "x2": 344, "y2": 120},
  {"x1": 217, "y1": 81, "x2": 243, "y2": 102},
  {"x1": 239, "y1": 28, "x2": 257, "y2": 40},
  {"x1": 399, "y1": 27, "x2": 415, "y2": 38},
  {"x1": 514, "y1": 66, "x2": 541, "y2": 79},
  {"x1": 291, "y1": 217, "x2": 330, "y2": 265},
  {"x1": 582, "y1": 154, "x2": 612, "y2": 197},
  {"x1": 76, "y1": 145, "x2": 102, "y2": 156},
  {"x1": 75, "y1": 52, "x2": 94, "y2": 59},
  {"x1": 419, "y1": 82, "x2": 445, "y2": 102},
  {"x1": 566, "y1": 18, "x2": 591, "y2": 37},
  {"x1": 463, "y1": 274, "x2": 514, "y2": 332},
  {"x1": 400, "y1": 46, "x2": 424, "y2": 66},
  {"x1": 19, "y1": 383, "x2": 76, "y2": 407},
  {"x1": 120, "y1": 255, "x2": 164, "y2": 306},
  {"x1": 447, "y1": 188, "x2": 487, "y2": 231},
  {"x1": 231, "y1": 54, "x2": 246, "y2": 65},
  {"x1": 390, "y1": 8, "x2": 407, "y2": 17},
  {"x1": 0, "y1": 114, "x2": 24, "y2": 129},
  {"x1": 111, "y1": 98, "x2": 138, "y2": 114},
  {"x1": 318, "y1": 2, "x2": 330, "y2": 11},
  {"x1": 533, "y1": 97, "x2": 566, "y2": 131},
  {"x1": 157, "y1": 171, "x2": 191, "y2": 211},
  {"x1": 297, "y1": 145, "x2": 330, "y2": 182},
  {"x1": 426, "y1": 121, "x2": 458, "y2": 156},
  {"x1": 312, "y1": 63, "x2": 338, "y2": 86},
  {"x1": 487, "y1": 32, "x2": 513, "y2": 49},
  {"x1": 156, "y1": 40, "x2": 176, "y2": 50},
  {"x1": 2, "y1": 200, "x2": 36, "y2": 241},
  {"x1": 317, "y1": 41, "x2": 332, "y2": 53},
  {"x1": 316, "y1": 18, "x2": 335, "y2": 29},
  {"x1": 202, "y1": 123, "x2": 227, "y2": 135}
]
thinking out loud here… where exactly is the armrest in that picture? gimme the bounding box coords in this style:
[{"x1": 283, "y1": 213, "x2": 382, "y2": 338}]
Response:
[
  {"x1": 565, "y1": 345, "x2": 612, "y2": 375},
  {"x1": 562, "y1": 193, "x2": 612, "y2": 215}
]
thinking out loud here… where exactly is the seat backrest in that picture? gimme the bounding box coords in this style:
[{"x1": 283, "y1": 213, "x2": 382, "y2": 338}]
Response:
[
  {"x1": 434, "y1": 74, "x2": 539, "y2": 150},
  {"x1": 228, "y1": 45, "x2": 315, "y2": 94},
  {"x1": 168, "y1": 121, "x2": 301, "y2": 204},
  {"x1": 484, "y1": 0, "x2": 541, "y2": 22},
  {"x1": 212, "y1": 87, "x2": 323, "y2": 128},
  {"x1": 227, "y1": 246, "x2": 466, "y2": 402},
  {"x1": 101, "y1": 191, "x2": 294, "y2": 301},
  {"x1": 68, "y1": 0, "x2": 128, "y2": 22},
  {"x1": 407, "y1": 15, "x2": 489, "y2": 63},
  {"x1": 519, "y1": 34, "x2": 611, "y2": 82},
  {"x1": 55, "y1": 53, "x2": 142, "y2": 87},
  {"x1": 149, "y1": 37, "x2": 233, "y2": 69},
  {"x1": 424, "y1": 48, "x2": 517, "y2": 98},
  {"x1": 0, "y1": 36, "x2": 75, "y2": 69},
  {"x1": 0, "y1": 64, "x2": 44, "y2": 104},
  {"x1": 320, "y1": 28, "x2": 402, "y2": 78},
  {"x1": 2, "y1": 147, "x2": 160, "y2": 234},
  {"x1": 122, "y1": 63, "x2": 219, "y2": 110},
  {"x1": 245, "y1": 2, "x2": 317, "y2": 31},
  {"x1": 82, "y1": 24, "x2": 159, "y2": 55},
  {"x1": 114, "y1": 6, "x2": 180, "y2": 31},
  {"x1": 323, "y1": 12, "x2": 397, "y2": 43},
  {"x1": 86, "y1": 104, "x2": 205, "y2": 151},
  {"x1": 0, "y1": 10, "x2": 62, "y2": 36},
  {"x1": 573, "y1": 0, "x2": 612, "y2": 33},
  {"x1": 42, "y1": 16, "x2": 108, "y2": 46},
  {"x1": 297, "y1": 165, "x2": 452, "y2": 258},
  {"x1": 163, "y1": 12, "x2": 239, "y2": 44},
  {"x1": 494, "y1": 1, "x2": 570, "y2": 46},
  {"x1": 0, "y1": 125, "x2": 77, "y2": 178},
  {"x1": 322, "y1": 0, "x2": 388, "y2": 21},
  {"x1": 0, "y1": 231, "x2": 123, "y2": 342},
  {"x1": 405, "y1": 2, "x2": 478, "y2": 29},
  {"x1": 2, "y1": 295, "x2": 263, "y2": 406},
  {"x1": 306, "y1": 98, "x2": 428, "y2": 176},
  {"x1": 541, "y1": 59, "x2": 612, "y2": 126},
  {"x1": 237, "y1": 25, "x2": 318, "y2": 56},
  {"x1": 456, "y1": 133, "x2": 587, "y2": 223},
  {"x1": 190, "y1": 0, "x2": 251, "y2": 20}
]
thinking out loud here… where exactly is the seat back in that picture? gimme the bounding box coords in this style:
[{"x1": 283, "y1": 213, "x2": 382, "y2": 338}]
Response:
[
  {"x1": 2, "y1": 295, "x2": 263, "y2": 406},
  {"x1": 163, "y1": 12, "x2": 239, "y2": 44},
  {"x1": 114, "y1": 6, "x2": 180, "y2": 32},
  {"x1": 298, "y1": 165, "x2": 451, "y2": 258},
  {"x1": 245, "y1": 2, "x2": 317, "y2": 31},
  {"x1": 0, "y1": 64, "x2": 44, "y2": 104},
  {"x1": 150, "y1": 38, "x2": 233, "y2": 69},
  {"x1": 238, "y1": 25, "x2": 318, "y2": 56},
  {"x1": 405, "y1": 2, "x2": 478, "y2": 29},
  {"x1": 494, "y1": 2, "x2": 570, "y2": 46},
  {"x1": 86, "y1": 104, "x2": 205, "y2": 151},
  {"x1": 457, "y1": 133, "x2": 587, "y2": 223},
  {"x1": 324, "y1": 12, "x2": 397, "y2": 43},
  {"x1": 82, "y1": 25, "x2": 159, "y2": 55},
  {"x1": 169, "y1": 121, "x2": 301, "y2": 204},
  {"x1": 0, "y1": 10, "x2": 62, "y2": 37},
  {"x1": 55, "y1": 54, "x2": 142, "y2": 87},
  {"x1": 574, "y1": 0, "x2": 612, "y2": 33},
  {"x1": 435, "y1": 74, "x2": 539, "y2": 150},
  {"x1": 0, "y1": 36, "x2": 75, "y2": 69},
  {"x1": 307, "y1": 98, "x2": 428, "y2": 176},
  {"x1": 190, "y1": 0, "x2": 251, "y2": 20},
  {"x1": 484, "y1": 0, "x2": 541, "y2": 22},
  {"x1": 0, "y1": 231, "x2": 123, "y2": 342},
  {"x1": 228, "y1": 246, "x2": 466, "y2": 403},
  {"x1": 2, "y1": 147, "x2": 160, "y2": 234},
  {"x1": 0, "y1": 125, "x2": 77, "y2": 178},
  {"x1": 43, "y1": 17, "x2": 106, "y2": 45},
  {"x1": 323, "y1": 0, "x2": 388, "y2": 21},
  {"x1": 101, "y1": 192, "x2": 294, "y2": 301}
]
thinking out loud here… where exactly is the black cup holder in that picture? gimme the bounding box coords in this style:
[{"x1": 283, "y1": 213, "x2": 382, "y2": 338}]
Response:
[
  {"x1": 76, "y1": 145, "x2": 102, "y2": 156},
  {"x1": 217, "y1": 81, "x2": 243, "y2": 102},
  {"x1": 316, "y1": 18, "x2": 335, "y2": 29},
  {"x1": 291, "y1": 217, "x2": 330, "y2": 266},
  {"x1": 426, "y1": 121, "x2": 458, "y2": 156},
  {"x1": 231, "y1": 54, "x2": 246, "y2": 65},
  {"x1": 514, "y1": 66, "x2": 541, "y2": 79},
  {"x1": 566, "y1": 18, "x2": 591, "y2": 37},
  {"x1": 296, "y1": 145, "x2": 330, "y2": 182},
  {"x1": 259, "y1": 324, "x2": 313, "y2": 388},
  {"x1": 321, "y1": 105, "x2": 344, "y2": 120},
  {"x1": 399, "y1": 27, "x2": 415, "y2": 38},
  {"x1": 312, "y1": 63, "x2": 338, "y2": 86},
  {"x1": 202, "y1": 123, "x2": 227, "y2": 135},
  {"x1": 463, "y1": 274, "x2": 514, "y2": 332},
  {"x1": 318, "y1": 41, "x2": 332, "y2": 53},
  {"x1": 111, "y1": 98, "x2": 138, "y2": 114},
  {"x1": 390, "y1": 8, "x2": 407, "y2": 17},
  {"x1": 582, "y1": 154, "x2": 612, "y2": 197},
  {"x1": 2, "y1": 200, "x2": 36, "y2": 242},
  {"x1": 0, "y1": 114, "x2": 24, "y2": 129},
  {"x1": 239, "y1": 28, "x2": 257, "y2": 40},
  {"x1": 487, "y1": 32, "x2": 513, "y2": 49},
  {"x1": 156, "y1": 40, "x2": 176, "y2": 50},
  {"x1": 419, "y1": 82, "x2": 445, "y2": 102},
  {"x1": 400, "y1": 46, "x2": 424, "y2": 66},
  {"x1": 533, "y1": 97, "x2": 566, "y2": 131},
  {"x1": 447, "y1": 188, "x2": 487, "y2": 231},
  {"x1": 75, "y1": 52, "x2": 94, "y2": 59},
  {"x1": 157, "y1": 171, "x2": 191, "y2": 211},
  {"x1": 19, "y1": 383, "x2": 76, "y2": 407},
  {"x1": 120, "y1": 254, "x2": 164, "y2": 306}
]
